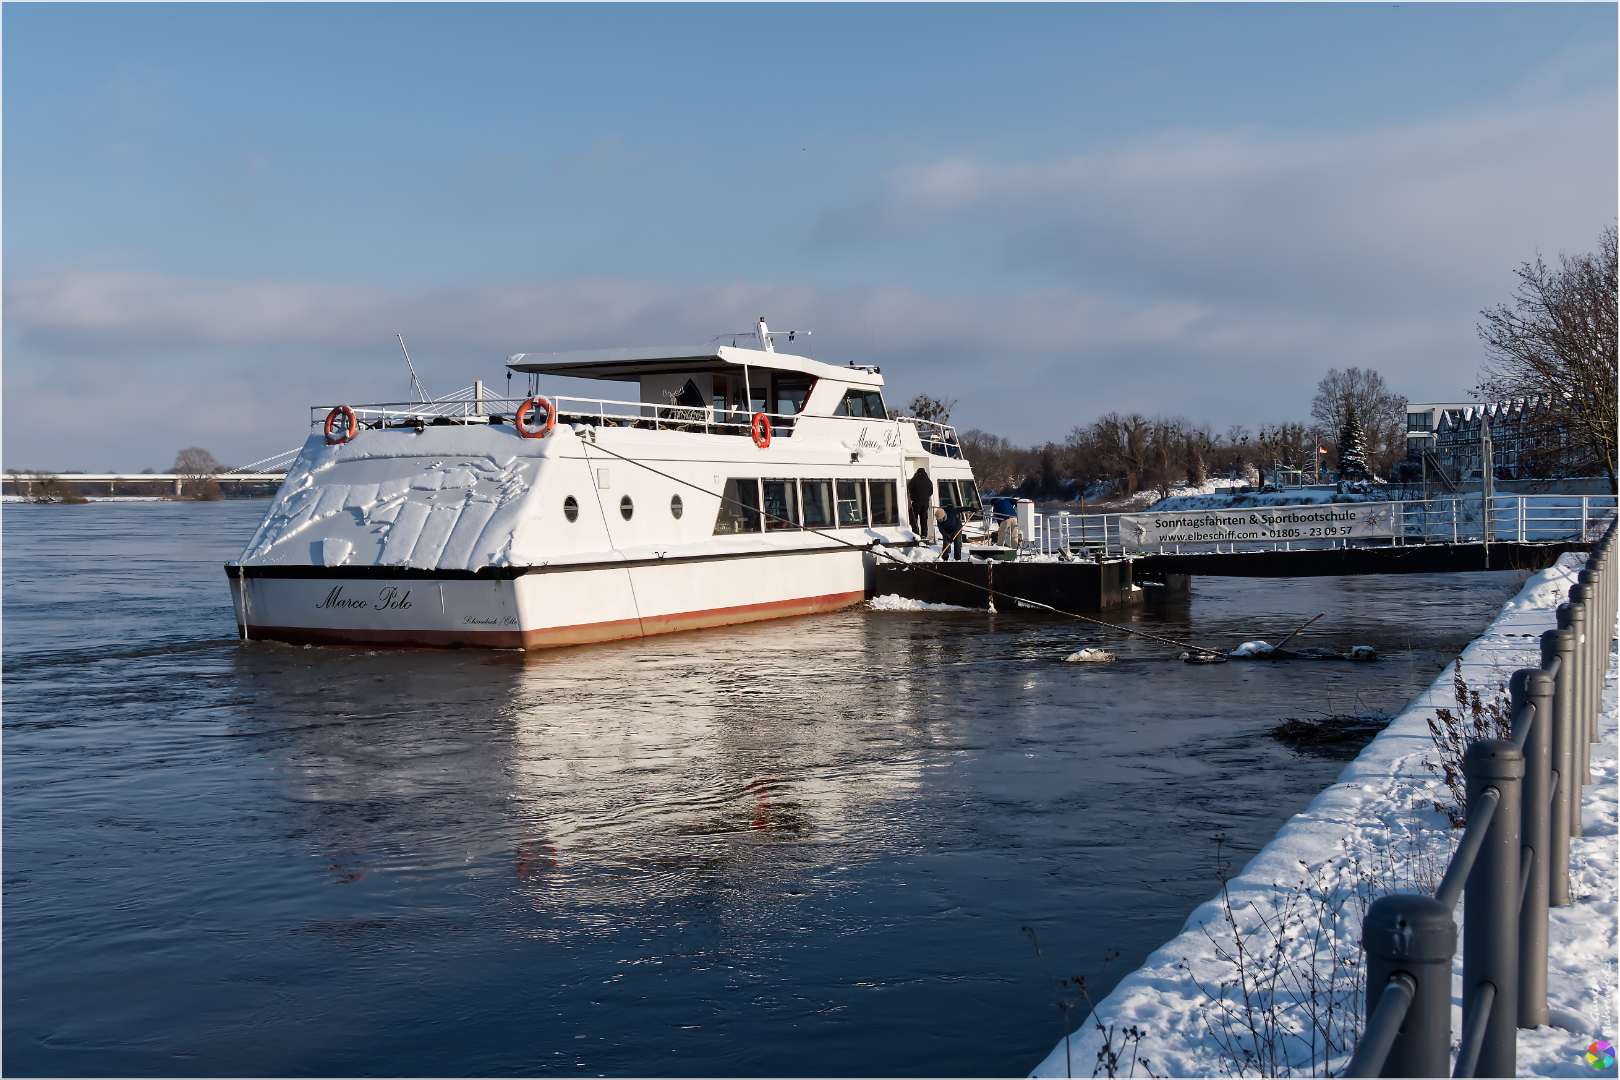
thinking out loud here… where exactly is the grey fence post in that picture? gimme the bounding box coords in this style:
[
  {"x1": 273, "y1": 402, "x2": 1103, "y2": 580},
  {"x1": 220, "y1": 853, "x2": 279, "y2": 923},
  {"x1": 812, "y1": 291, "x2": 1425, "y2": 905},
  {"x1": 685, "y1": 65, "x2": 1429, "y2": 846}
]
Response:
[
  {"x1": 1568, "y1": 592, "x2": 1591, "y2": 788},
  {"x1": 1463, "y1": 739, "x2": 1522, "y2": 1079},
  {"x1": 1513, "y1": 669, "x2": 1552, "y2": 1029},
  {"x1": 1557, "y1": 603, "x2": 1582, "y2": 839},
  {"x1": 1361, "y1": 895, "x2": 1455, "y2": 1077},
  {"x1": 1578, "y1": 572, "x2": 1598, "y2": 743},
  {"x1": 1582, "y1": 563, "x2": 1607, "y2": 730},
  {"x1": 1544, "y1": 628, "x2": 1574, "y2": 904}
]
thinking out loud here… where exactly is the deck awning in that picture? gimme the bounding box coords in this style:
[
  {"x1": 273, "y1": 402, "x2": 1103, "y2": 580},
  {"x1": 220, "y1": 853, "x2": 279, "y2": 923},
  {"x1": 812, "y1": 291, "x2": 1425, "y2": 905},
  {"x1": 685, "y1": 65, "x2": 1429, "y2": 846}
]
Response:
[{"x1": 506, "y1": 345, "x2": 882, "y2": 385}]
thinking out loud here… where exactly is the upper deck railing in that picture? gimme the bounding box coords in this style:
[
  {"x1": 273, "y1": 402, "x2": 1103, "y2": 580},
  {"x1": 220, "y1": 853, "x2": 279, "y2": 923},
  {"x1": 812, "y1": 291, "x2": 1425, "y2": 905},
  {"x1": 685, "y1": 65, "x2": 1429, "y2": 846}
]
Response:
[
  {"x1": 306, "y1": 384, "x2": 975, "y2": 456},
  {"x1": 310, "y1": 392, "x2": 802, "y2": 438},
  {"x1": 897, "y1": 417, "x2": 962, "y2": 458}
]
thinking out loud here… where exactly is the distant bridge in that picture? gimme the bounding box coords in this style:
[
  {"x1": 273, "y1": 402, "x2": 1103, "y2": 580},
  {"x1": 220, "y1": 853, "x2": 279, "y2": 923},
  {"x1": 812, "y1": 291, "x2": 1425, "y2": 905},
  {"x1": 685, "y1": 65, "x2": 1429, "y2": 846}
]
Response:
[
  {"x1": 2, "y1": 472, "x2": 288, "y2": 498},
  {"x1": 5, "y1": 446, "x2": 301, "y2": 499}
]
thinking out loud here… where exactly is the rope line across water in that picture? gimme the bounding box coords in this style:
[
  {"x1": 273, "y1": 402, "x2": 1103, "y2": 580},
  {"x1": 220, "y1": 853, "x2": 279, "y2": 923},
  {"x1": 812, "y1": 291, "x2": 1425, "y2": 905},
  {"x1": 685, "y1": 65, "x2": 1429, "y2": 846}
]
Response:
[{"x1": 579, "y1": 437, "x2": 1225, "y2": 657}]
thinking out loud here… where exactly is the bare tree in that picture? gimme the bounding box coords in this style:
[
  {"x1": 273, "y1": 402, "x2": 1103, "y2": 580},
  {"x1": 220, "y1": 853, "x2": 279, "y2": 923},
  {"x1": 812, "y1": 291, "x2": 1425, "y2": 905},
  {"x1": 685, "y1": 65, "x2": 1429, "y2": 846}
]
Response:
[
  {"x1": 904, "y1": 394, "x2": 957, "y2": 424},
  {"x1": 957, "y1": 428, "x2": 1027, "y2": 493},
  {"x1": 1479, "y1": 226, "x2": 1618, "y2": 493},
  {"x1": 1310, "y1": 368, "x2": 1405, "y2": 477},
  {"x1": 172, "y1": 447, "x2": 224, "y2": 477},
  {"x1": 171, "y1": 447, "x2": 225, "y2": 501}
]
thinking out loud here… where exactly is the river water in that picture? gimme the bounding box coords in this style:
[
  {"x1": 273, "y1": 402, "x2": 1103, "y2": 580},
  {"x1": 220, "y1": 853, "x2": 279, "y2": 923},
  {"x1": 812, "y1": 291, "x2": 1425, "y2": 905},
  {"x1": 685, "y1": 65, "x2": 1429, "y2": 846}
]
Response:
[{"x1": 3, "y1": 501, "x2": 1527, "y2": 1077}]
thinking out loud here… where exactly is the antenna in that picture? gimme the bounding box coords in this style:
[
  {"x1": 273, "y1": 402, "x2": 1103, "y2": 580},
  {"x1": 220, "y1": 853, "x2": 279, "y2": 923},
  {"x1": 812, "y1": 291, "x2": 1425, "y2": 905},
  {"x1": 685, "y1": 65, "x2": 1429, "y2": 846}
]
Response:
[{"x1": 397, "y1": 333, "x2": 432, "y2": 403}]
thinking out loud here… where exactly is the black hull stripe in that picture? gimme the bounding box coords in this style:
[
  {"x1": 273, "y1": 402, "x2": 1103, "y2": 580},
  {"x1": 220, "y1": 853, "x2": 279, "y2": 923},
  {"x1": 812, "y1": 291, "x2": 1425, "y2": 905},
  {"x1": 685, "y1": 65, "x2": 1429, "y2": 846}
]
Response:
[{"x1": 226, "y1": 540, "x2": 917, "y2": 580}]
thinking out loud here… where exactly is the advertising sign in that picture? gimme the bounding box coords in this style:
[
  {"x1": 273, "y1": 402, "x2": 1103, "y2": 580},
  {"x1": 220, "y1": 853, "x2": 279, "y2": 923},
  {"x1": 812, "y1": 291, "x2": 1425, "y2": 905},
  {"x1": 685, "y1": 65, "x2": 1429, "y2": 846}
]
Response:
[{"x1": 1116, "y1": 502, "x2": 1399, "y2": 549}]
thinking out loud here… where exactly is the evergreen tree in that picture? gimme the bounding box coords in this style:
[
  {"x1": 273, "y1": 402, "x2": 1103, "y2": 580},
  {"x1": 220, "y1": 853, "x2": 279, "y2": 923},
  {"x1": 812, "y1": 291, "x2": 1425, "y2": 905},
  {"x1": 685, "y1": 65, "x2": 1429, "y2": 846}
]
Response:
[{"x1": 1337, "y1": 404, "x2": 1370, "y2": 481}]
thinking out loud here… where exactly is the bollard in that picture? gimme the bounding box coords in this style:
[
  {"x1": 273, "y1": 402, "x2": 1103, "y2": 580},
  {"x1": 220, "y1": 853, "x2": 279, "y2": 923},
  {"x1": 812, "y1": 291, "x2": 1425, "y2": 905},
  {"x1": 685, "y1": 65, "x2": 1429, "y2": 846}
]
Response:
[
  {"x1": 1568, "y1": 593, "x2": 1591, "y2": 788},
  {"x1": 1361, "y1": 895, "x2": 1455, "y2": 1077},
  {"x1": 1513, "y1": 669, "x2": 1552, "y2": 1029},
  {"x1": 1544, "y1": 628, "x2": 1574, "y2": 904},
  {"x1": 1557, "y1": 604, "x2": 1582, "y2": 839},
  {"x1": 1578, "y1": 574, "x2": 1599, "y2": 744},
  {"x1": 1464, "y1": 739, "x2": 1522, "y2": 1079}
]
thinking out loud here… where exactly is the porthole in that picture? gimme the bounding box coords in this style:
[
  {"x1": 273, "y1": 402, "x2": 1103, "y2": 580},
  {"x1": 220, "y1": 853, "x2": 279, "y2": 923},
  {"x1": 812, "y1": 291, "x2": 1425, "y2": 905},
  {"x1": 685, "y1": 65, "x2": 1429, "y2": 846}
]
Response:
[
  {"x1": 670, "y1": 494, "x2": 684, "y2": 519},
  {"x1": 563, "y1": 496, "x2": 579, "y2": 523},
  {"x1": 619, "y1": 495, "x2": 634, "y2": 521}
]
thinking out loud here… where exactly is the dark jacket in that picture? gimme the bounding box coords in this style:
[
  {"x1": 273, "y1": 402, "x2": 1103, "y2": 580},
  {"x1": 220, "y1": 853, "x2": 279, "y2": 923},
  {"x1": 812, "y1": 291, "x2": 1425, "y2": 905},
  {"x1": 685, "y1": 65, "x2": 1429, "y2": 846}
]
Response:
[
  {"x1": 940, "y1": 506, "x2": 964, "y2": 540},
  {"x1": 907, "y1": 470, "x2": 933, "y2": 504}
]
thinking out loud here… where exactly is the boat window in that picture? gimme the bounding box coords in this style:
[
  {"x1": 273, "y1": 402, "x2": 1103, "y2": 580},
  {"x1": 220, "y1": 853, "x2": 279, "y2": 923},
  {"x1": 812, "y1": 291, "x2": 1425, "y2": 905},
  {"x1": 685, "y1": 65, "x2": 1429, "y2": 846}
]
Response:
[
  {"x1": 801, "y1": 480, "x2": 834, "y2": 529},
  {"x1": 619, "y1": 495, "x2": 634, "y2": 521},
  {"x1": 762, "y1": 479, "x2": 800, "y2": 530},
  {"x1": 563, "y1": 496, "x2": 579, "y2": 523},
  {"x1": 833, "y1": 389, "x2": 888, "y2": 419},
  {"x1": 959, "y1": 479, "x2": 980, "y2": 508},
  {"x1": 713, "y1": 479, "x2": 762, "y2": 534},
  {"x1": 937, "y1": 480, "x2": 961, "y2": 509},
  {"x1": 776, "y1": 376, "x2": 815, "y2": 415},
  {"x1": 868, "y1": 480, "x2": 899, "y2": 526},
  {"x1": 670, "y1": 494, "x2": 683, "y2": 519},
  {"x1": 836, "y1": 479, "x2": 867, "y2": 527}
]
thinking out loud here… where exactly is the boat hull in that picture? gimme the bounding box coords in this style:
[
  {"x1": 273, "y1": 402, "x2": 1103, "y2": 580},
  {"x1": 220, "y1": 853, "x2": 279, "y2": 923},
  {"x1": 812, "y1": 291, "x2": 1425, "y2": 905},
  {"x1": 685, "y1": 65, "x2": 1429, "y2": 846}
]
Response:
[{"x1": 228, "y1": 548, "x2": 868, "y2": 650}]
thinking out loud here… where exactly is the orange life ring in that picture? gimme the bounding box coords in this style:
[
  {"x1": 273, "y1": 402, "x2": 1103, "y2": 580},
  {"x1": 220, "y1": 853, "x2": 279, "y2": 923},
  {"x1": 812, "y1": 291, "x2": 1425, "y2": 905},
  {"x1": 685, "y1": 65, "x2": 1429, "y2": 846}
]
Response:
[
  {"x1": 324, "y1": 405, "x2": 359, "y2": 445},
  {"x1": 751, "y1": 412, "x2": 772, "y2": 449},
  {"x1": 516, "y1": 396, "x2": 556, "y2": 439}
]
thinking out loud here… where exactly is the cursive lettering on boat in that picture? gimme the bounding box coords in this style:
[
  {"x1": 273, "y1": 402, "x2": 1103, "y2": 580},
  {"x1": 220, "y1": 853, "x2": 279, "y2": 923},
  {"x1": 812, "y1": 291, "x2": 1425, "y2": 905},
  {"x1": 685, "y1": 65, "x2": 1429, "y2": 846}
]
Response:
[
  {"x1": 316, "y1": 586, "x2": 369, "y2": 610},
  {"x1": 374, "y1": 587, "x2": 412, "y2": 610},
  {"x1": 856, "y1": 426, "x2": 900, "y2": 450}
]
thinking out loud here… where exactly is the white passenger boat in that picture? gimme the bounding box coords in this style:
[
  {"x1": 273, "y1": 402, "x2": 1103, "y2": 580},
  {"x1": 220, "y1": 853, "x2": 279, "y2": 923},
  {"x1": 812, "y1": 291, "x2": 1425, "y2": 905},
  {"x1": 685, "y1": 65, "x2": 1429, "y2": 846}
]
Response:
[{"x1": 226, "y1": 320, "x2": 982, "y2": 649}]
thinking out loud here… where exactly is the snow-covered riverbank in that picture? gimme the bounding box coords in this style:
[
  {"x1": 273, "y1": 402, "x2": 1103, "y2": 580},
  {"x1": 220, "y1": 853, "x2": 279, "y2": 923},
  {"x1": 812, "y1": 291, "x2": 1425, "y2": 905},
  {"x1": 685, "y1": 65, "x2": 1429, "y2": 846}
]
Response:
[{"x1": 1030, "y1": 553, "x2": 1617, "y2": 1078}]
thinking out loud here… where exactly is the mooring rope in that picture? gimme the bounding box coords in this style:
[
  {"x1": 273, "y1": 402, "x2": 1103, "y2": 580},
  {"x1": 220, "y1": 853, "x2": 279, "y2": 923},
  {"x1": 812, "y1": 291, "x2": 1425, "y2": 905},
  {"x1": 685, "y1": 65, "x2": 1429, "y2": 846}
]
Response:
[{"x1": 580, "y1": 436, "x2": 1225, "y2": 657}]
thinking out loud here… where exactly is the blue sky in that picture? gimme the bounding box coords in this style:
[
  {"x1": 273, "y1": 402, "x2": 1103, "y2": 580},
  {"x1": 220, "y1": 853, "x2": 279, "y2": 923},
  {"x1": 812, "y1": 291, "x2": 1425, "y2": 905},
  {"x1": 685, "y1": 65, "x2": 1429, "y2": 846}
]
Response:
[{"x1": 5, "y1": 3, "x2": 1615, "y2": 470}]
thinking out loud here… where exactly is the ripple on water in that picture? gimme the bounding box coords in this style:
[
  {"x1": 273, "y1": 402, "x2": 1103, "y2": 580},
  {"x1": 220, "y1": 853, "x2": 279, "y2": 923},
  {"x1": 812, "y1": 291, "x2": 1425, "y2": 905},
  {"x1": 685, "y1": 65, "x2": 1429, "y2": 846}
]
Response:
[{"x1": 2, "y1": 503, "x2": 1529, "y2": 1077}]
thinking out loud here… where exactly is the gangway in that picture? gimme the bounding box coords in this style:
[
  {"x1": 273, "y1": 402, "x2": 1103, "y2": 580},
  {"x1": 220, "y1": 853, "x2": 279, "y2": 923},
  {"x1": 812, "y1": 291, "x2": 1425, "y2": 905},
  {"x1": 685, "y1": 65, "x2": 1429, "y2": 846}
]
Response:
[{"x1": 977, "y1": 494, "x2": 1614, "y2": 582}]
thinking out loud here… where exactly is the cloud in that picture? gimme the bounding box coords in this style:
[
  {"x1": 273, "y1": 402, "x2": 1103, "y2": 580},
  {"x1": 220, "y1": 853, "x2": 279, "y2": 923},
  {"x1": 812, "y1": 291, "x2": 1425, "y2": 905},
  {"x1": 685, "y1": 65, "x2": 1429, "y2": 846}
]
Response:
[
  {"x1": 3, "y1": 267, "x2": 1484, "y2": 468},
  {"x1": 820, "y1": 98, "x2": 1617, "y2": 313},
  {"x1": 0, "y1": 268, "x2": 1291, "y2": 359},
  {"x1": 12, "y1": 98, "x2": 1612, "y2": 467}
]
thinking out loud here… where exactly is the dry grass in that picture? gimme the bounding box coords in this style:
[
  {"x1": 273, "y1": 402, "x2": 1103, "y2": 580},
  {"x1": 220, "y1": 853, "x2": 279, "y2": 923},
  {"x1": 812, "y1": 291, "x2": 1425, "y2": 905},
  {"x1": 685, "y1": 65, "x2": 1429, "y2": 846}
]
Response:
[{"x1": 1424, "y1": 660, "x2": 1512, "y2": 827}]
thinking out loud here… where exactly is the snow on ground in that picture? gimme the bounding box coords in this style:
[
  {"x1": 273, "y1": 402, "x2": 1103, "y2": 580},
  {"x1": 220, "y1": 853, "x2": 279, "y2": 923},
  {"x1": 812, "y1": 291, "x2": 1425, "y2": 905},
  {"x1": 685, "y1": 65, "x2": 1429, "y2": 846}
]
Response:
[
  {"x1": 1030, "y1": 552, "x2": 1617, "y2": 1078},
  {"x1": 866, "y1": 594, "x2": 975, "y2": 612},
  {"x1": 1150, "y1": 487, "x2": 1378, "y2": 511},
  {"x1": 1063, "y1": 479, "x2": 1254, "y2": 510}
]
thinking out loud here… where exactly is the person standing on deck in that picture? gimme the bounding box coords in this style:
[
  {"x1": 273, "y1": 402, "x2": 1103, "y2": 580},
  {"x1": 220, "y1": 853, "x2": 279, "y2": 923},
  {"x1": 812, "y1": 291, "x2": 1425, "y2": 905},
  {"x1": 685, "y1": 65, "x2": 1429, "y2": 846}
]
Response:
[
  {"x1": 935, "y1": 506, "x2": 964, "y2": 560},
  {"x1": 907, "y1": 466, "x2": 934, "y2": 541}
]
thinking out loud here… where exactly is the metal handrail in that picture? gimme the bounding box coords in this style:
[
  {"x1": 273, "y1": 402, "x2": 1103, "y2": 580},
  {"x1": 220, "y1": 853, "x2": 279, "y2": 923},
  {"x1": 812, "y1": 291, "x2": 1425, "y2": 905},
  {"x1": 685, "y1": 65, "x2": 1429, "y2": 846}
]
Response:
[
  {"x1": 1434, "y1": 786, "x2": 1501, "y2": 909},
  {"x1": 1453, "y1": 982, "x2": 1497, "y2": 1078},
  {"x1": 308, "y1": 394, "x2": 805, "y2": 437},
  {"x1": 1344, "y1": 973, "x2": 1417, "y2": 1077},
  {"x1": 1023, "y1": 496, "x2": 1616, "y2": 557},
  {"x1": 1348, "y1": 518, "x2": 1614, "y2": 1078}
]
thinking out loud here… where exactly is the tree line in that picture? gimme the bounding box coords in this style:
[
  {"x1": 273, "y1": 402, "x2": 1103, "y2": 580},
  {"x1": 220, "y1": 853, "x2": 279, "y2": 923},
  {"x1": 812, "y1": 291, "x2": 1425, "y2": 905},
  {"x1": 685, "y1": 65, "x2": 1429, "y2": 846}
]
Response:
[{"x1": 929, "y1": 366, "x2": 1406, "y2": 502}]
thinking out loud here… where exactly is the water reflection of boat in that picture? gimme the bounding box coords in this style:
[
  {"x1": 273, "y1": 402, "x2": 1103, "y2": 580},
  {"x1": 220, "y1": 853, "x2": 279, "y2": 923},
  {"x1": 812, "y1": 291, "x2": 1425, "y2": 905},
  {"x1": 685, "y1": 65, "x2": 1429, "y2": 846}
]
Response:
[
  {"x1": 227, "y1": 320, "x2": 980, "y2": 650},
  {"x1": 227, "y1": 619, "x2": 935, "y2": 921}
]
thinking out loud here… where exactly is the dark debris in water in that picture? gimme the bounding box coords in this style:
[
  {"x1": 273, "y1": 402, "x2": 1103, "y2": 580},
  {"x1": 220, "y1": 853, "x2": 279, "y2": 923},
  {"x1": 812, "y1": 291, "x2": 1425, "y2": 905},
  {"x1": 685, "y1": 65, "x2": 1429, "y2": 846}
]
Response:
[{"x1": 1267, "y1": 714, "x2": 1395, "y2": 759}]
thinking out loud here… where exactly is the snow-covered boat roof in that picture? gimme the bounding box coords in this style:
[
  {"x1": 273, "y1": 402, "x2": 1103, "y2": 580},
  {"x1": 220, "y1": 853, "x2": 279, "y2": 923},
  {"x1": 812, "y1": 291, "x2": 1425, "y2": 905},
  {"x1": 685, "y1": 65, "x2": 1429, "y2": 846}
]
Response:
[{"x1": 506, "y1": 345, "x2": 883, "y2": 387}]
